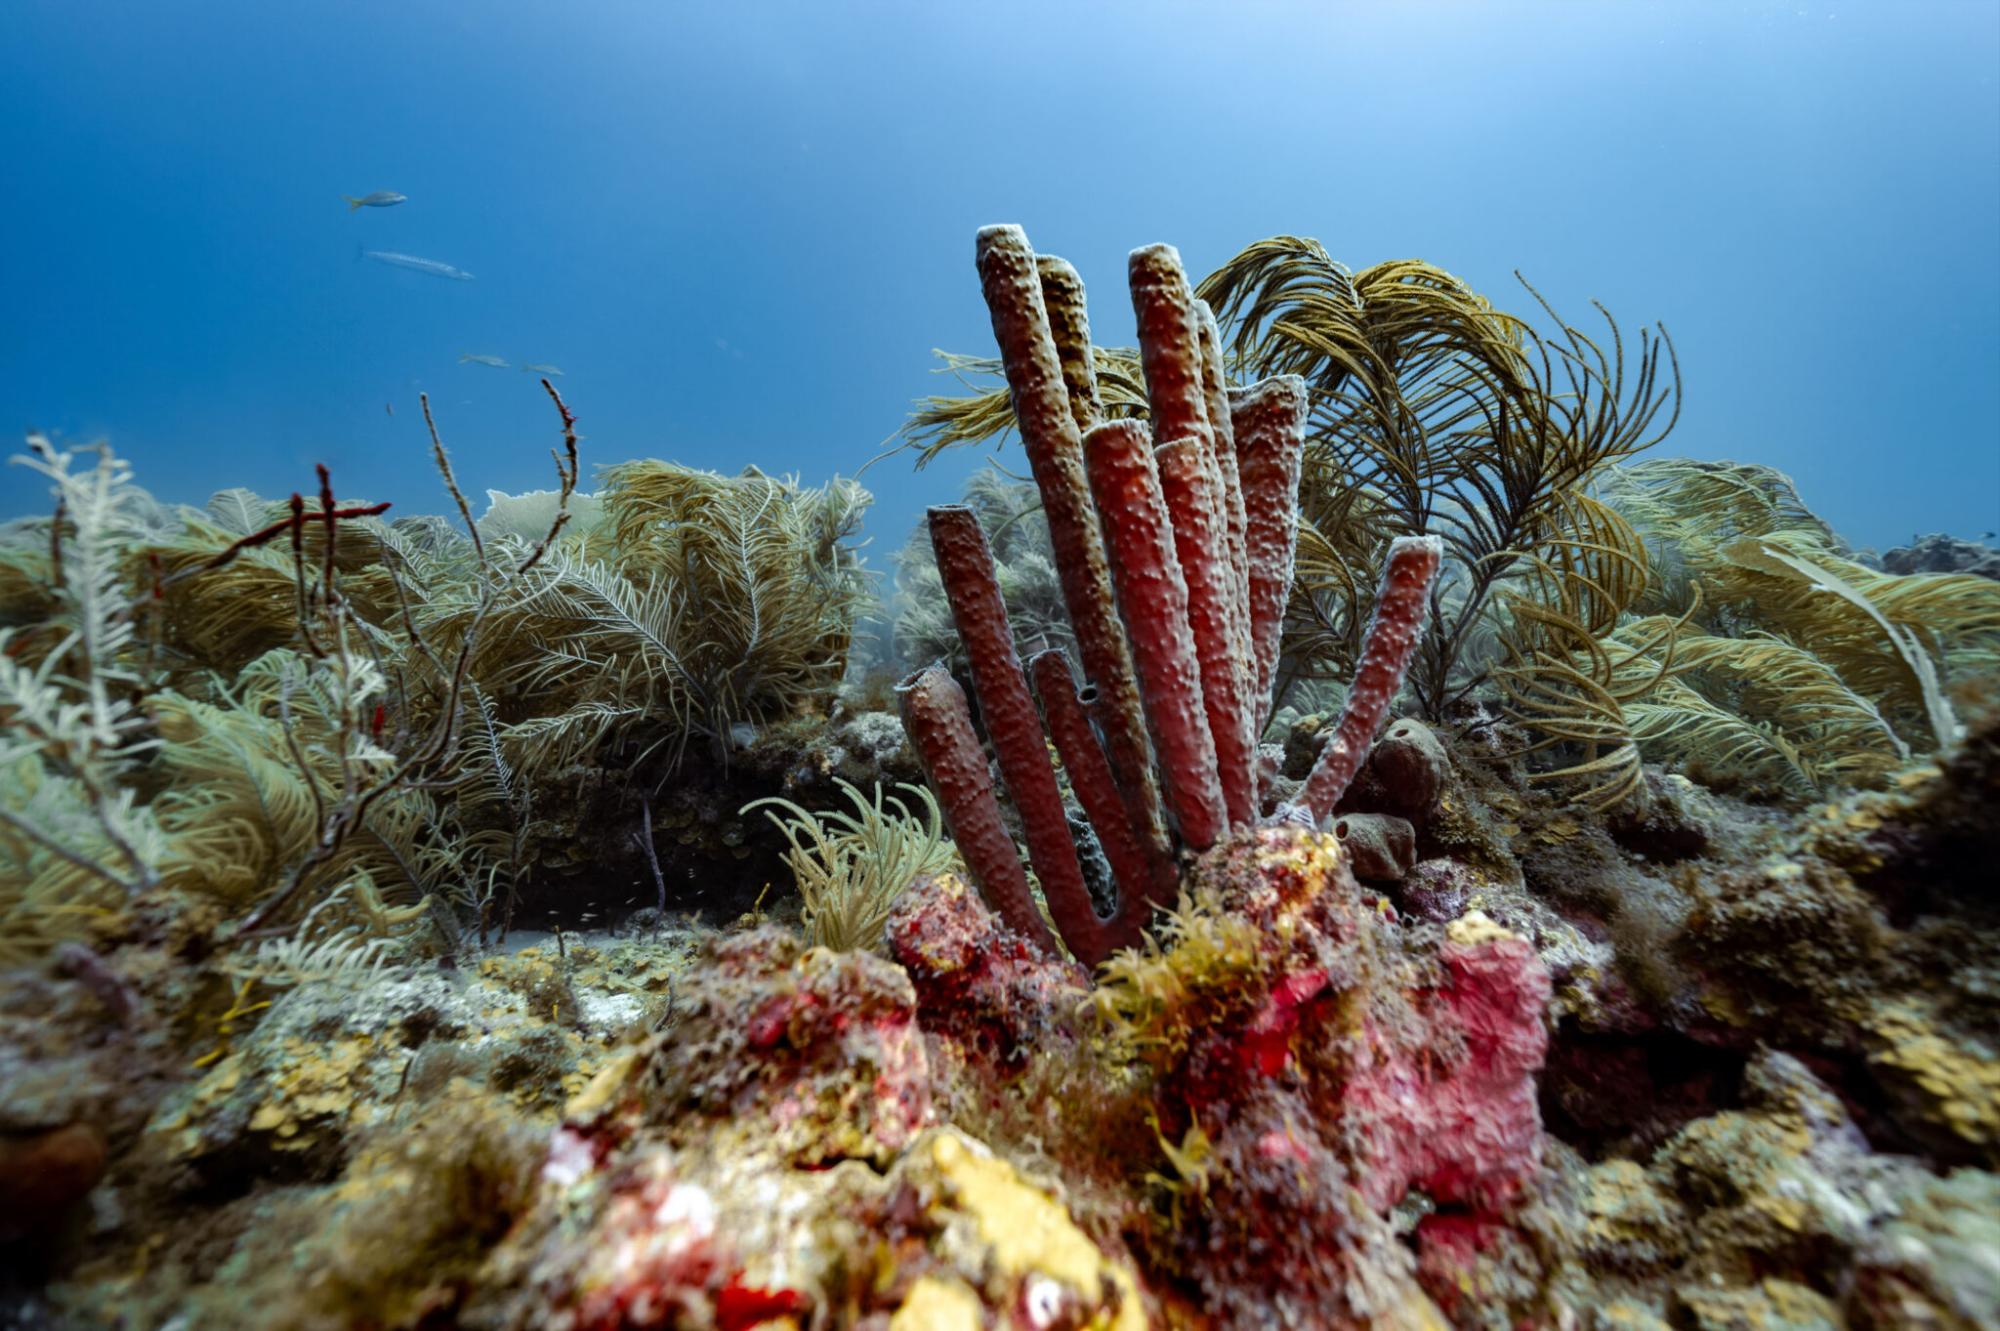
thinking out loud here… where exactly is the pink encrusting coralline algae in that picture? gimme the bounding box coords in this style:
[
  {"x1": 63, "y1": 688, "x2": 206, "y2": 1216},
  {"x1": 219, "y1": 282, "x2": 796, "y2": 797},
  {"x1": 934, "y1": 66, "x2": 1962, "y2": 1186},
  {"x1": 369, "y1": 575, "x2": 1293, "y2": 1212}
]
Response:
[{"x1": 881, "y1": 825, "x2": 1553, "y2": 1328}]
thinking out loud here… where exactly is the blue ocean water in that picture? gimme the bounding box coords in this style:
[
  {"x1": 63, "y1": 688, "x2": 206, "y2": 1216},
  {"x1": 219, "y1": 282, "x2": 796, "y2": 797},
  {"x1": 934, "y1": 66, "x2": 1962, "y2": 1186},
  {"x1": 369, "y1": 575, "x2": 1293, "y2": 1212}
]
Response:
[{"x1": 2, "y1": 0, "x2": 1995, "y2": 558}]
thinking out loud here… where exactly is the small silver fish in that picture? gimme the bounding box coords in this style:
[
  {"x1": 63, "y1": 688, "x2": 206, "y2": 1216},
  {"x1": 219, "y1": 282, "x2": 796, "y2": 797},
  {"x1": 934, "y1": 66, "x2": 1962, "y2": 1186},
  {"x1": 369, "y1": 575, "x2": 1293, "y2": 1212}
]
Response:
[
  {"x1": 364, "y1": 250, "x2": 474, "y2": 281},
  {"x1": 343, "y1": 191, "x2": 407, "y2": 210},
  {"x1": 459, "y1": 353, "x2": 509, "y2": 368},
  {"x1": 521, "y1": 363, "x2": 565, "y2": 376}
]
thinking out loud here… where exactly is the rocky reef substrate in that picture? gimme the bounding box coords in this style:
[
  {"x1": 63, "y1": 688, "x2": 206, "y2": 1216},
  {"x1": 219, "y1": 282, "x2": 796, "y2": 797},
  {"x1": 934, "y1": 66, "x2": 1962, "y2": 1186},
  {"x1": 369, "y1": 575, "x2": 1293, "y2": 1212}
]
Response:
[{"x1": 3, "y1": 704, "x2": 1995, "y2": 1330}]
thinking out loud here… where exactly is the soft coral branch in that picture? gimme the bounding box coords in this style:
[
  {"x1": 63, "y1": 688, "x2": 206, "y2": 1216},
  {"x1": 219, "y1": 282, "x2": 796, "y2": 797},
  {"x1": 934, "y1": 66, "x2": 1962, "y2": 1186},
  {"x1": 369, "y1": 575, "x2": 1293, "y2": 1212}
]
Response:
[{"x1": 236, "y1": 390, "x2": 580, "y2": 938}]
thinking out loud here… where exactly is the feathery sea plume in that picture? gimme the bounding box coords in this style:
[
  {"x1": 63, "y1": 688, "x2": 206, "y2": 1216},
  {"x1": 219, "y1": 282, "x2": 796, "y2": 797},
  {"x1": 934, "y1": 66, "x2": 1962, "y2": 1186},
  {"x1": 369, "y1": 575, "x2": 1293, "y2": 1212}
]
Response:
[
  {"x1": 0, "y1": 439, "x2": 167, "y2": 959},
  {"x1": 744, "y1": 780, "x2": 958, "y2": 953},
  {"x1": 1585, "y1": 459, "x2": 2000, "y2": 799},
  {"x1": 448, "y1": 462, "x2": 872, "y2": 783}
]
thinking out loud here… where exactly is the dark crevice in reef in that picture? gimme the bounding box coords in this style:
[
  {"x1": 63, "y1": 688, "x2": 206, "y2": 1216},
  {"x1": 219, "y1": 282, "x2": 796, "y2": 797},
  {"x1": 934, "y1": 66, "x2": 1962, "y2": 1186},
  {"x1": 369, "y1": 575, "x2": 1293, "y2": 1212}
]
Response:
[
  {"x1": 1542, "y1": 1021, "x2": 1984, "y2": 1172},
  {"x1": 1539, "y1": 1025, "x2": 1749, "y2": 1161},
  {"x1": 493, "y1": 763, "x2": 780, "y2": 934},
  {"x1": 1603, "y1": 778, "x2": 1712, "y2": 864},
  {"x1": 489, "y1": 716, "x2": 927, "y2": 936},
  {"x1": 1797, "y1": 1048, "x2": 1943, "y2": 1158},
  {"x1": 1849, "y1": 718, "x2": 2000, "y2": 926}
]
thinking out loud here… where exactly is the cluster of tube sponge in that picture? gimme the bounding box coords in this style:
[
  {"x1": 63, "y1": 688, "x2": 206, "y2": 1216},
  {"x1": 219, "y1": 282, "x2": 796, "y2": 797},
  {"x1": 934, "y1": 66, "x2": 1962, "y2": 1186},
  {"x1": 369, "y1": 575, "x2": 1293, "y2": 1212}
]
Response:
[{"x1": 898, "y1": 225, "x2": 1443, "y2": 968}]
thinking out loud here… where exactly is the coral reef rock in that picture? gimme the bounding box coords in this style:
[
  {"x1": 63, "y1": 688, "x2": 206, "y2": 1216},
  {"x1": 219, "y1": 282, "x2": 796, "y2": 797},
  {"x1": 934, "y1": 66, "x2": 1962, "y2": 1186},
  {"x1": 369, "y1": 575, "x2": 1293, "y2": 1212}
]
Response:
[
  {"x1": 463, "y1": 927, "x2": 1152, "y2": 1330},
  {"x1": 1880, "y1": 531, "x2": 2000, "y2": 581},
  {"x1": 1333, "y1": 811, "x2": 1419, "y2": 882}
]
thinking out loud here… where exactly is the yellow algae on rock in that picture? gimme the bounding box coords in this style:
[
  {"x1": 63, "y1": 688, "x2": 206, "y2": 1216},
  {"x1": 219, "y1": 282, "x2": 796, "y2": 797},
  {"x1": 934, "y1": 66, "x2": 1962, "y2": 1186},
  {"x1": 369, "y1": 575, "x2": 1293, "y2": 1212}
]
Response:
[
  {"x1": 925, "y1": 1130, "x2": 1147, "y2": 1331},
  {"x1": 1660, "y1": 1109, "x2": 1811, "y2": 1208},
  {"x1": 1675, "y1": 1277, "x2": 1841, "y2": 1331},
  {"x1": 475, "y1": 946, "x2": 583, "y2": 1026},
  {"x1": 1861, "y1": 999, "x2": 2000, "y2": 1150},
  {"x1": 1593, "y1": 1300, "x2": 1673, "y2": 1331},
  {"x1": 1089, "y1": 883, "x2": 1266, "y2": 1070},
  {"x1": 1578, "y1": 1159, "x2": 1689, "y2": 1271},
  {"x1": 163, "y1": 1032, "x2": 384, "y2": 1156},
  {"x1": 1445, "y1": 909, "x2": 1516, "y2": 948},
  {"x1": 258, "y1": 1036, "x2": 377, "y2": 1139},
  {"x1": 563, "y1": 1043, "x2": 647, "y2": 1121},
  {"x1": 889, "y1": 1275, "x2": 983, "y2": 1331}
]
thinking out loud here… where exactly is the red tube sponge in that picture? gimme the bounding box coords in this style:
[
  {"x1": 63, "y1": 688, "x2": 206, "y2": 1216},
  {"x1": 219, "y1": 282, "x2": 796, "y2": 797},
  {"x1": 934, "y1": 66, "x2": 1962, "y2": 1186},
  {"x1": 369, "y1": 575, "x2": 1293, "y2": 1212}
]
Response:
[
  {"x1": 1028, "y1": 648, "x2": 1176, "y2": 964},
  {"x1": 1082, "y1": 419, "x2": 1227, "y2": 851},
  {"x1": 1294, "y1": 535, "x2": 1444, "y2": 823},
  {"x1": 976, "y1": 226, "x2": 1170, "y2": 864},
  {"x1": 896, "y1": 662, "x2": 1057, "y2": 955},
  {"x1": 927, "y1": 504, "x2": 1091, "y2": 951},
  {"x1": 1230, "y1": 374, "x2": 1310, "y2": 727},
  {"x1": 1156, "y1": 437, "x2": 1257, "y2": 829}
]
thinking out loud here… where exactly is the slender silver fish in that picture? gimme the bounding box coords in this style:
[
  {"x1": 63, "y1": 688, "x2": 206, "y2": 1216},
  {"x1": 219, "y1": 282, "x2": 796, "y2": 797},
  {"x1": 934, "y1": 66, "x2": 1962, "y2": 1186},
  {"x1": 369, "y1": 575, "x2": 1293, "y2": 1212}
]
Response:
[
  {"x1": 460, "y1": 353, "x2": 510, "y2": 368},
  {"x1": 365, "y1": 250, "x2": 474, "y2": 281},
  {"x1": 521, "y1": 363, "x2": 565, "y2": 376},
  {"x1": 344, "y1": 191, "x2": 407, "y2": 210}
]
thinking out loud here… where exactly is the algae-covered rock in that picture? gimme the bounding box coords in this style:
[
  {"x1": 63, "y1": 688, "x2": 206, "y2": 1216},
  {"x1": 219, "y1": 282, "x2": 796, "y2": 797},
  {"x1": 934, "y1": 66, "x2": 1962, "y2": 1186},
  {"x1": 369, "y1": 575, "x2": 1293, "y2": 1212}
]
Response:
[
  {"x1": 1849, "y1": 1166, "x2": 2000, "y2": 1330},
  {"x1": 0, "y1": 945, "x2": 192, "y2": 1269},
  {"x1": 887, "y1": 868, "x2": 1089, "y2": 1069},
  {"x1": 162, "y1": 1090, "x2": 545, "y2": 1331},
  {"x1": 1672, "y1": 1279, "x2": 1843, "y2": 1331},
  {"x1": 135, "y1": 933, "x2": 688, "y2": 1200},
  {"x1": 1880, "y1": 532, "x2": 2000, "y2": 581},
  {"x1": 1335, "y1": 810, "x2": 1418, "y2": 882},
  {"x1": 1606, "y1": 771, "x2": 1715, "y2": 863},
  {"x1": 618, "y1": 925, "x2": 935, "y2": 1168},
  {"x1": 145, "y1": 970, "x2": 543, "y2": 1185},
  {"x1": 458, "y1": 923, "x2": 1148, "y2": 1331},
  {"x1": 1587, "y1": 1301, "x2": 1675, "y2": 1331},
  {"x1": 734, "y1": 707, "x2": 922, "y2": 802},
  {"x1": 1344, "y1": 717, "x2": 1451, "y2": 826},
  {"x1": 896, "y1": 1130, "x2": 1148, "y2": 1331},
  {"x1": 467, "y1": 1124, "x2": 1155, "y2": 1331},
  {"x1": 1520, "y1": 1050, "x2": 2000, "y2": 1329},
  {"x1": 1574, "y1": 1158, "x2": 1690, "y2": 1274},
  {"x1": 1651, "y1": 1051, "x2": 1892, "y2": 1276},
  {"x1": 1855, "y1": 996, "x2": 2000, "y2": 1163},
  {"x1": 45, "y1": 926, "x2": 713, "y2": 1328},
  {"x1": 1079, "y1": 827, "x2": 1548, "y2": 1329},
  {"x1": 1652, "y1": 728, "x2": 2000, "y2": 1167}
]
